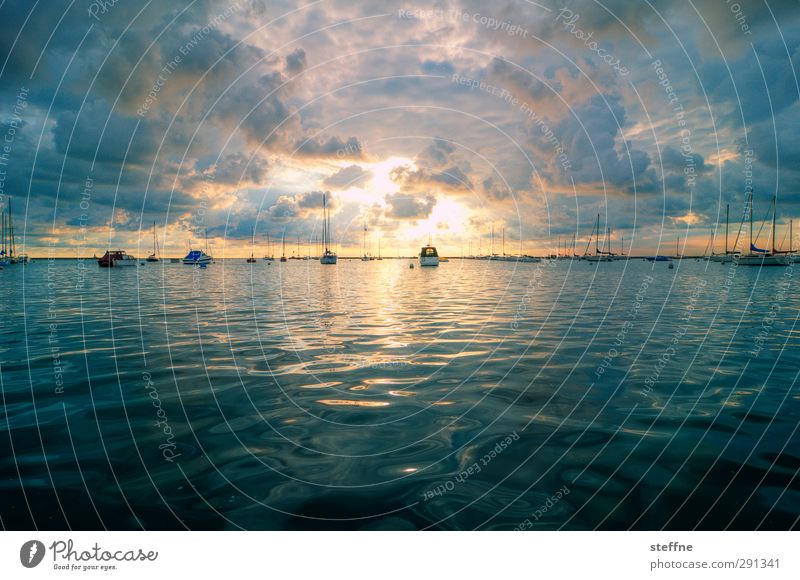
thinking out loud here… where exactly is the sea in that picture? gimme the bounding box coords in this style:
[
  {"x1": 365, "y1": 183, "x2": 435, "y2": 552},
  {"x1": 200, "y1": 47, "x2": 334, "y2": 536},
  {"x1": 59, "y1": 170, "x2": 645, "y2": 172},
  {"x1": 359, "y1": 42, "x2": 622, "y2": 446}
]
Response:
[{"x1": 1, "y1": 257, "x2": 798, "y2": 530}]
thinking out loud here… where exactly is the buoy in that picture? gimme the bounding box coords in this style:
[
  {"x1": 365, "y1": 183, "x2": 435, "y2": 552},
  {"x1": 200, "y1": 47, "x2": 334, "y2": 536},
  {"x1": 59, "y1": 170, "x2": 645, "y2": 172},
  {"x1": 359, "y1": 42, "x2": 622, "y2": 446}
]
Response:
[
  {"x1": 409, "y1": 263, "x2": 414, "y2": 269},
  {"x1": 668, "y1": 262, "x2": 674, "y2": 269}
]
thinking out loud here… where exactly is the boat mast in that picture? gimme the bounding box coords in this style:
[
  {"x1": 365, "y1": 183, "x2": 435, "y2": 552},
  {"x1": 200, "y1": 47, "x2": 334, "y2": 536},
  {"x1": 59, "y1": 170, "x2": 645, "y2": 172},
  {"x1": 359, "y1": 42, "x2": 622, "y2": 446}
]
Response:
[
  {"x1": 749, "y1": 190, "x2": 754, "y2": 254},
  {"x1": 8, "y1": 198, "x2": 14, "y2": 258},
  {"x1": 595, "y1": 214, "x2": 600, "y2": 255},
  {"x1": 491, "y1": 225, "x2": 494, "y2": 255},
  {"x1": 323, "y1": 193, "x2": 328, "y2": 253},
  {"x1": 502, "y1": 228, "x2": 505, "y2": 256},
  {"x1": 725, "y1": 204, "x2": 729, "y2": 255},
  {"x1": 772, "y1": 193, "x2": 777, "y2": 255}
]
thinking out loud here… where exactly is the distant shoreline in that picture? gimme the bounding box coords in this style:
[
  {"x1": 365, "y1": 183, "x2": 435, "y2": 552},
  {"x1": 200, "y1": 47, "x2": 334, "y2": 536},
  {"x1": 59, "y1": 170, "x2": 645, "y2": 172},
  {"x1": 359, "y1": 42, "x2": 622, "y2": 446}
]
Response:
[{"x1": 21, "y1": 255, "x2": 712, "y2": 261}]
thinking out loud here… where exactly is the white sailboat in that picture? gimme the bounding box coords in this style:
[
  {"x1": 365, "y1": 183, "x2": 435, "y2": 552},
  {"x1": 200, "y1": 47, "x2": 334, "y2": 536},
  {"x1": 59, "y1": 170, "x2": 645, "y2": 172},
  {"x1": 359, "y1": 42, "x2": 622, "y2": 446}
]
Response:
[
  {"x1": 263, "y1": 233, "x2": 274, "y2": 261},
  {"x1": 361, "y1": 222, "x2": 369, "y2": 261},
  {"x1": 320, "y1": 193, "x2": 337, "y2": 265},
  {"x1": 147, "y1": 221, "x2": 160, "y2": 262},
  {"x1": 710, "y1": 204, "x2": 738, "y2": 263},
  {"x1": 584, "y1": 214, "x2": 614, "y2": 262}
]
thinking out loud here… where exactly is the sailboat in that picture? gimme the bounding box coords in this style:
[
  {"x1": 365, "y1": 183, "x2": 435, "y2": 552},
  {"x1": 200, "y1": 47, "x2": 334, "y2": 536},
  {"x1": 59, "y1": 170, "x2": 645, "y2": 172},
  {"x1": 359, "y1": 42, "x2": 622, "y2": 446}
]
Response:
[
  {"x1": 263, "y1": 233, "x2": 274, "y2": 261},
  {"x1": 487, "y1": 225, "x2": 500, "y2": 260},
  {"x1": 320, "y1": 193, "x2": 337, "y2": 265},
  {"x1": 0, "y1": 198, "x2": 26, "y2": 264},
  {"x1": 246, "y1": 226, "x2": 257, "y2": 262},
  {"x1": 147, "y1": 221, "x2": 160, "y2": 262},
  {"x1": 361, "y1": 222, "x2": 369, "y2": 261},
  {"x1": 710, "y1": 204, "x2": 738, "y2": 263},
  {"x1": 738, "y1": 192, "x2": 789, "y2": 266},
  {"x1": 279, "y1": 232, "x2": 287, "y2": 262},
  {"x1": 183, "y1": 229, "x2": 213, "y2": 265},
  {"x1": 377, "y1": 236, "x2": 383, "y2": 260},
  {"x1": 0, "y1": 207, "x2": 10, "y2": 267},
  {"x1": 585, "y1": 214, "x2": 614, "y2": 262}
]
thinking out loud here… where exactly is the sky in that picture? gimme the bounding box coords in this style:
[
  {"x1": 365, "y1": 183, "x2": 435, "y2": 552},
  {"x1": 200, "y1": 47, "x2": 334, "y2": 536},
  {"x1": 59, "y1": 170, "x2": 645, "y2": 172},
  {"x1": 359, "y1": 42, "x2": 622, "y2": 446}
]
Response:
[{"x1": 0, "y1": 0, "x2": 799, "y2": 257}]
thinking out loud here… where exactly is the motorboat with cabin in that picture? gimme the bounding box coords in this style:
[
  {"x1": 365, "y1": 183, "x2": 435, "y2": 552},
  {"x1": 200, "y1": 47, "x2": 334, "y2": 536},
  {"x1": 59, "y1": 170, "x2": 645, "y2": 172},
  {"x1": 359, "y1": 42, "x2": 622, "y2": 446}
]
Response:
[
  {"x1": 183, "y1": 230, "x2": 213, "y2": 265},
  {"x1": 98, "y1": 250, "x2": 138, "y2": 267},
  {"x1": 419, "y1": 240, "x2": 439, "y2": 267}
]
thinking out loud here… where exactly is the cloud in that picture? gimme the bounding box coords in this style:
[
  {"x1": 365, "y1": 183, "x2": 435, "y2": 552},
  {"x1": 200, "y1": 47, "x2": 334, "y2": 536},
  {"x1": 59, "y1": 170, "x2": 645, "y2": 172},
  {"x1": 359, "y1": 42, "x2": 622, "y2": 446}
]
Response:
[
  {"x1": 265, "y1": 190, "x2": 337, "y2": 222},
  {"x1": 293, "y1": 135, "x2": 365, "y2": 159},
  {"x1": 551, "y1": 94, "x2": 652, "y2": 191},
  {"x1": 384, "y1": 192, "x2": 437, "y2": 220},
  {"x1": 322, "y1": 165, "x2": 372, "y2": 189},
  {"x1": 285, "y1": 48, "x2": 307, "y2": 74},
  {"x1": 421, "y1": 59, "x2": 455, "y2": 75}
]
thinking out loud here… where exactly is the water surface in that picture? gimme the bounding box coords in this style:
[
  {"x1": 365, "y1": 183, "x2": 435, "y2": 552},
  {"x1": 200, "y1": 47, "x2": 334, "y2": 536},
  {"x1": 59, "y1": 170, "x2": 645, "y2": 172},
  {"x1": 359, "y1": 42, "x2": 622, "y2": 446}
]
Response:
[{"x1": 1, "y1": 258, "x2": 798, "y2": 529}]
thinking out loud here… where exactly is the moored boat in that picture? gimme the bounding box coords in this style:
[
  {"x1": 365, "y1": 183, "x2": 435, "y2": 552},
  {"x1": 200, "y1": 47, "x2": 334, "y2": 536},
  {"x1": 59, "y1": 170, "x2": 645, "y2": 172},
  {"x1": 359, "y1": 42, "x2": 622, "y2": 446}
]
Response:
[
  {"x1": 419, "y1": 239, "x2": 439, "y2": 267},
  {"x1": 98, "y1": 250, "x2": 138, "y2": 267},
  {"x1": 146, "y1": 221, "x2": 160, "y2": 262},
  {"x1": 184, "y1": 230, "x2": 213, "y2": 265},
  {"x1": 320, "y1": 193, "x2": 337, "y2": 265},
  {"x1": 183, "y1": 249, "x2": 212, "y2": 265},
  {"x1": 738, "y1": 191, "x2": 789, "y2": 267}
]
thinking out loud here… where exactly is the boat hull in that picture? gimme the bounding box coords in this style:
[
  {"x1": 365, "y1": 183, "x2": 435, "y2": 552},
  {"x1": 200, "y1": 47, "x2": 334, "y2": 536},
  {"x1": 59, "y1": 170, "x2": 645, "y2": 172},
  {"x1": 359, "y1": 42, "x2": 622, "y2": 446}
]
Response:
[
  {"x1": 737, "y1": 254, "x2": 789, "y2": 266},
  {"x1": 182, "y1": 250, "x2": 212, "y2": 265},
  {"x1": 183, "y1": 258, "x2": 212, "y2": 265},
  {"x1": 320, "y1": 253, "x2": 337, "y2": 265},
  {"x1": 420, "y1": 256, "x2": 439, "y2": 267}
]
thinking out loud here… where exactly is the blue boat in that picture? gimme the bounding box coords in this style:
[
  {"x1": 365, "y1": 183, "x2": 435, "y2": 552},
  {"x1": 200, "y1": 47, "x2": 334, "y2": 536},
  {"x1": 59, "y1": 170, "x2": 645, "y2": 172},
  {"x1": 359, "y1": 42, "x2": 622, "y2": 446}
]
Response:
[
  {"x1": 182, "y1": 249, "x2": 213, "y2": 265},
  {"x1": 645, "y1": 255, "x2": 672, "y2": 262},
  {"x1": 183, "y1": 229, "x2": 213, "y2": 265}
]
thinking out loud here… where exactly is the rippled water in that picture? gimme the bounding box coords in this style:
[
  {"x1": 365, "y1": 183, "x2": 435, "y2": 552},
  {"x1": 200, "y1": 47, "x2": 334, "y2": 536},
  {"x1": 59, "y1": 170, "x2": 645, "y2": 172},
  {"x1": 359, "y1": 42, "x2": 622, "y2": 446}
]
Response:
[{"x1": 1, "y1": 258, "x2": 798, "y2": 530}]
